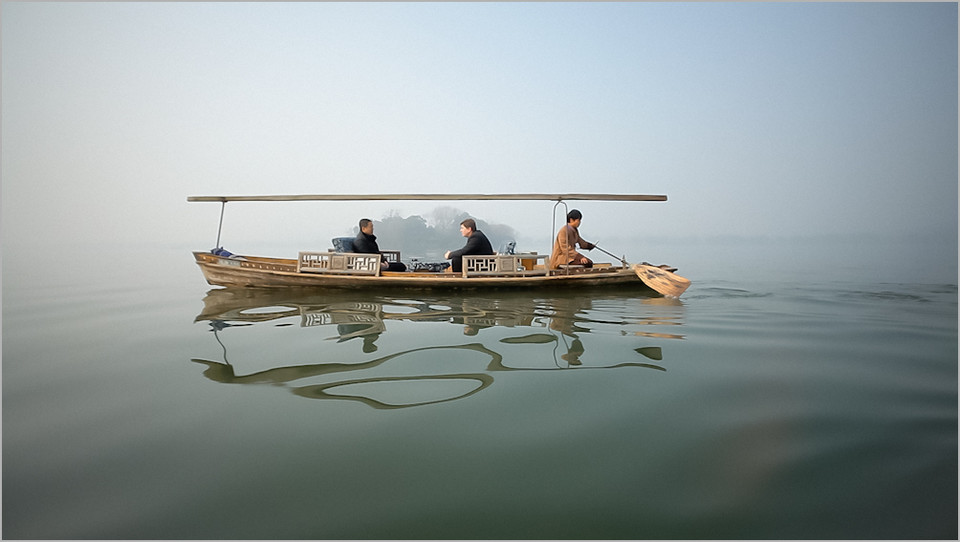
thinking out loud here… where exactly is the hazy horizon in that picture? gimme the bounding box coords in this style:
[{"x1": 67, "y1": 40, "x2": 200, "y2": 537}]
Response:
[{"x1": 2, "y1": 2, "x2": 957, "y2": 264}]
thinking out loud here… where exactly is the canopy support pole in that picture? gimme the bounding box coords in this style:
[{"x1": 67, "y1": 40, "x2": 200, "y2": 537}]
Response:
[
  {"x1": 215, "y1": 201, "x2": 226, "y2": 249},
  {"x1": 551, "y1": 199, "x2": 569, "y2": 255}
]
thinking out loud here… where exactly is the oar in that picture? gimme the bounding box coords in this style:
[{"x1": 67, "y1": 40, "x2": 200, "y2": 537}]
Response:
[
  {"x1": 593, "y1": 244, "x2": 629, "y2": 266},
  {"x1": 593, "y1": 244, "x2": 691, "y2": 298}
]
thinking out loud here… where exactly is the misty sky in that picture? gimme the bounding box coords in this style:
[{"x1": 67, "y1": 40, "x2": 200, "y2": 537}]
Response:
[{"x1": 2, "y1": 2, "x2": 957, "y2": 256}]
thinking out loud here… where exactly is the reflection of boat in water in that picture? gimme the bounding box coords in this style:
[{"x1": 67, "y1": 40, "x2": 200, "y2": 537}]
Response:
[{"x1": 192, "y1": 288, "x2": 684, "y2": 408}]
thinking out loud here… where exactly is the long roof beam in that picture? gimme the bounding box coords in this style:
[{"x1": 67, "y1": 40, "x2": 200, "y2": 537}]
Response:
[{"x1": 187, "y1": 193, "x2": 667, "y2": 203}]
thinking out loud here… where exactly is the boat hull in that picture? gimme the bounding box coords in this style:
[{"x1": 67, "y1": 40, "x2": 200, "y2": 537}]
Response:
[{"x1": 193, "y1": 251, "x2": 653, "y2": 291}]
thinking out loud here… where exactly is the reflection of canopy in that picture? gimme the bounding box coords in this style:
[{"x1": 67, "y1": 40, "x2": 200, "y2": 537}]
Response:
[
  {"x1": 192, "y1": 342, "x2": 667, "y2": 410},
  {"x1": 192, "y1": 343, "x2": 503, "y2": 409}
]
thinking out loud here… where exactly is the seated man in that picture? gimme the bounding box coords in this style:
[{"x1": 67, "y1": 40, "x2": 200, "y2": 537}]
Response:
[
  {"x1": 353, "y1": 218, "x2": 407, "y2": 272},
  {"x1": 444, "y1": 218, "x2": 494, "y2": 273},
  {"x1": 549, "y1": 209, "x2": 595, "y2": 269}
]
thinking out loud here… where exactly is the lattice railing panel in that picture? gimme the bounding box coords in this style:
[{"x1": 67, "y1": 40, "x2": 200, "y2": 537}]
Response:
[
  {"x1": 298, "y1": 252, "x2": 381, "y2": 275},
  {"x1": 462, "y1": 253, "x2": 547, "y2": 277}
]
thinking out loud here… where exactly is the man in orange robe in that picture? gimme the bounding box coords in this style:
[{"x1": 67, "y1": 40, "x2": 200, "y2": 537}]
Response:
[{"x1": 550, "y1": 209, "x2": 595, "y2": 269}]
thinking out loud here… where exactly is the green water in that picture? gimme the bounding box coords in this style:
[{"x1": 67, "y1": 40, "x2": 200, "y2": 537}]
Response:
[{"x1": 3, "y1": 238, "x2": 957, "y2": 539}]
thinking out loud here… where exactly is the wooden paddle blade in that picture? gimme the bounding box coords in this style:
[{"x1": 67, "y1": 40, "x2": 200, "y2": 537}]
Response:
[{"x1": 633, "y1": 264, "x2": 691, "y2": 297}]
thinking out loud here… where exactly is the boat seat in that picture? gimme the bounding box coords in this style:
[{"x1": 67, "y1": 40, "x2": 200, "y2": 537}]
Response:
[
  {"x1": 330, "y1": 237, "x2": 401, "y2": 264},
  {"x1": 331, "y1": 237, "x2": 355, "y2": 252}
]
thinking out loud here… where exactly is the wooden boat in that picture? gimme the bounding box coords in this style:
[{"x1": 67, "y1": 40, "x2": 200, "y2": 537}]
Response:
[{"x1": 188, "y1": 193, "x2": 692, "y2": 296}]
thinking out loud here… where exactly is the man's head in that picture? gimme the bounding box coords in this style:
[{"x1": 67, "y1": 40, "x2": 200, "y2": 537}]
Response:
[
  {"x1": 460, "y1": 218, "x2": 477, "y2": 237},
  {"x1": 359, "y1": 218, "x2": 374, "y2": 234},
  {"x1": 566, "y1": 209, "x2": 583, "y2": 227}
]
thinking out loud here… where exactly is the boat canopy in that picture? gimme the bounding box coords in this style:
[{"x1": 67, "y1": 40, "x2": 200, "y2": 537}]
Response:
[
  {"x1": 187, "y1": 193, "x2": 667, "y2": 202},
  {"x1": 189, "y1": 192, "x2": 669, "y2": 258}
]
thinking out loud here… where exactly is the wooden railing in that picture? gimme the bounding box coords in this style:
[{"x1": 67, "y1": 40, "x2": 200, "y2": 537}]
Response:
[
  {"x1": 462, "y1": 253, "x2": 548, "y2": 277},
  {"x1": 380, "y1": 250, "x2": 401, "y2": 264},
  {"x1": 298, "y1": 252, "x2": 381, "y2": 275}
]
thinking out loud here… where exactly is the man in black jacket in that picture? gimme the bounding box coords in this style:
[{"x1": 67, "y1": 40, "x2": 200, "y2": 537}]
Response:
[
  {"x1": 444, "y1": 218, "x2": 494, "y2": 273},
  {"x1": 354, "y1": 218, "x2": 407, "y2": 272}
]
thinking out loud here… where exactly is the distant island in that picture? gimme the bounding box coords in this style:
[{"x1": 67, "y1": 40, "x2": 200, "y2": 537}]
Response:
[{"x1": 353, "y1": 206, "x2": 518, "y2": 261}]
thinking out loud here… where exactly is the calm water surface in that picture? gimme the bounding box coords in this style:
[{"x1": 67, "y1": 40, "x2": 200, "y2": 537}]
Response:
[{"x1": 3, "y1": 238, "x2": 957, "y2": 539}]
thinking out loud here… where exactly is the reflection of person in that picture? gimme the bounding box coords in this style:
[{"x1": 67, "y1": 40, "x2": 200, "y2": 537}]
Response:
[
  {"x1": 337, "y1": 323, "x2": 381, "y2": 353},
  {"x1": 548, "y1": 296, "x2": 593, "y2": 366},
  {"x1": 354, "y1": 218, "x2": 407, "y2": 272},
  {"x1": 549, "y1": 209, "x2": 595, "y2": 269},
  {"x1": 444, "y1": 218, "x2": 494, "y2": 273}
]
